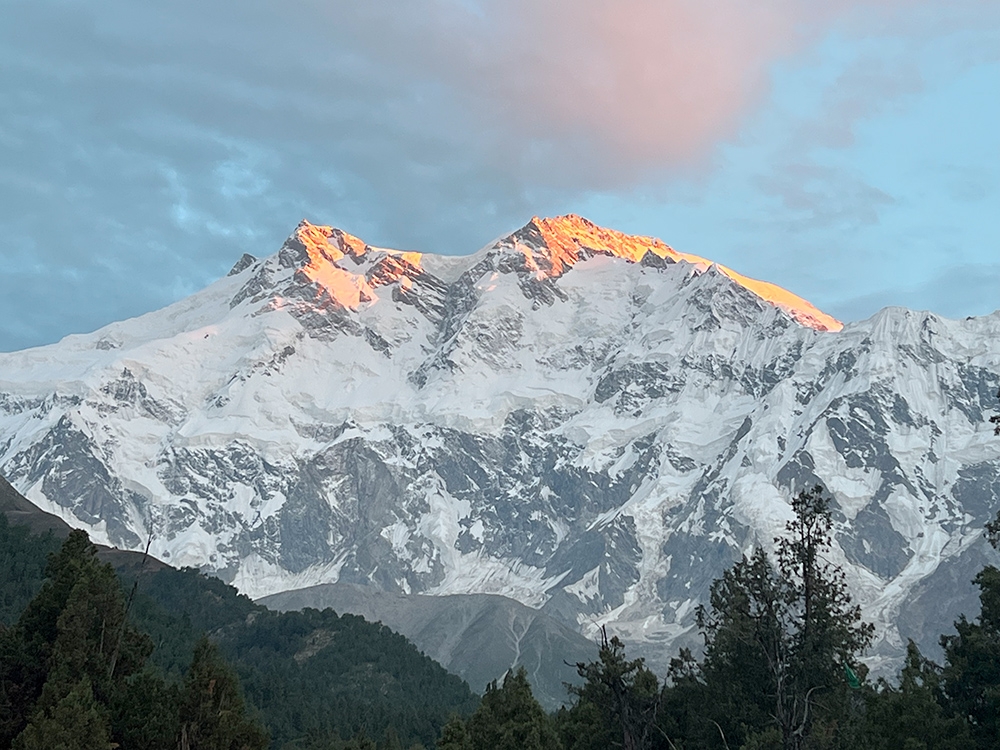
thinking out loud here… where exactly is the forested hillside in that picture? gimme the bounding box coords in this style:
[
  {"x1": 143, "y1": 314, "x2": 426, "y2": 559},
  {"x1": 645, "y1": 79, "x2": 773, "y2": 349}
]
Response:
[
  {"x1": 442, "y1": 486, "x2": 1000, "y2": 750},
  {"x1": 5, "y1": 475, "x2": 1000, "y2": 748},
  {"x1": 0, "y1": 511, "x2": 477, "y2": 749}
]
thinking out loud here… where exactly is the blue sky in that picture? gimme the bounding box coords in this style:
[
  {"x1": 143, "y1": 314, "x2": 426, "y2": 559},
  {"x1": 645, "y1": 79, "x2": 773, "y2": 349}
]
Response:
[{"x1": 1, "y1": 0, "x2": 997, "y2": 352}]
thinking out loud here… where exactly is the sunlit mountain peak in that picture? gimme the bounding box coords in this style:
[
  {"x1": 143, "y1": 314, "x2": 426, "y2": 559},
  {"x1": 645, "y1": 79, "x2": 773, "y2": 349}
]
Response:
[
  {"x1": 286, "y1": 216, "x2": 841, "y2": 332},
  {"x1": 518, "y1": 214, "x2": 842, "y2": 332},
  {"x1": 291, "y1": 220, "x2": 423, "y2": 308}
]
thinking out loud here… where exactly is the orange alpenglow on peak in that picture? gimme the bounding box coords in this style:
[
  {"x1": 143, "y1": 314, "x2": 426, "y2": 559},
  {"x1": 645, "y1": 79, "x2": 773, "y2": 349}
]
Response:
[
  {"x1": 528, "y1": 215, "x2": 843, "y2": 332},
  {"x1": 531, "y1": 214, "x2": 681, "y2": 270},
  {"x1": 290, "y1": 216, "x2": 840, "y2": 332},
  {"x1": 293, "y1": 220, "x2": 423, "y2": 309},
  {"x1": 296, "y1": 220, "x2": 380, "y2": 265}
]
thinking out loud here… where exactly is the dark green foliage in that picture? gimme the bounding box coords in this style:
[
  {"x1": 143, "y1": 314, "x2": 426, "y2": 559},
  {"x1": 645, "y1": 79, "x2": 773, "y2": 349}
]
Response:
[
  {"x1": 437, "y1": 716, "x2": 471, "y2": 750},
  {"x1": 691, "y1": 487, "x2": 874, "y2": 749},
  {"x1": 435, "y1": 668, "x2": 562, "y2": 750},
  {"x1": 0, "y1": 515, "x2": 61, "y2": 626},
  {"x1": 128, "y1": 564, "x2": 478, "y2": 749},
  {"x1": 655, "y1": 648, "x2": 712, "y2": 748},
  {"x1": 108, "y1": 667, "x2": 182, "y2": 750},
  {"x1": 554, "y1": 700, "x2": 609, "y2": 750},
  {"x1": 696, "y1": 546, "x2": 787, "y2": 745},
  {"x1": 562, "y1": 628, "x2": 660, "y2": 750},
  {"x1": 216, "y1": 607, "x2": 478, "y2": 748},
  {"x1": 116, "y1": 564, "x2": 478, "y2": 748},
  {"x1": 464, "y1": 667, "x2": 561, "y2": 750},
  {"x1": 11, "y1": 677, "x2": 109, "y2": 750},
  {"x1": 776, "y1": 487, "x2": 874, "y2": 687},
  {"x1": 0, "y1": 513, "x2": 478, "y2": 750},
  {"x1": 862, "y1": 641, "x2": 974, "y2": 750},
  {"x1": 124, "y1": 565, "x2": 257, "y2": 678},
  {"x1": 344, "y1": 733, "x2": 378, "y2": 750},
  {"x1": 1, "y1": 530, "x2": 156, "y2": 747},
  {"x1": 941, "y1": 566, "x2": 1000, "y2": 748},
  {"x1": 0, "y1": 529, "x2": 187, "y2": 748},
  {"x1": 178, "y1": 637, "x2": 269, "y2": 750}
]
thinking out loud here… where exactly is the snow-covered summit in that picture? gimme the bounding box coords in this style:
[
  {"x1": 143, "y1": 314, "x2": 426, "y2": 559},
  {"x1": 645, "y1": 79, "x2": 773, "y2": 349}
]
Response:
[{"x1": 254, "y1": 216, "x2": 841, "y2": 332}]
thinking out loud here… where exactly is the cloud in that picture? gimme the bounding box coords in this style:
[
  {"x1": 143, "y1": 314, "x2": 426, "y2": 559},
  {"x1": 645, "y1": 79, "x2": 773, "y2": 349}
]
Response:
[
  {"x1": 321, "y1": 0, "x2": 997, "y2": 183},
  {"x1": 0, "y1": 0, "x2": 997, "y2": 350},
  {"x1": 756, "y1": 163, "x2": 896, "y2": 230},
  {"x1": 419, "y1": 0, "x2": 802, "y2": 181},
  {"x1": 319, "y1": 1, "x2": 887, "y2": 183}
]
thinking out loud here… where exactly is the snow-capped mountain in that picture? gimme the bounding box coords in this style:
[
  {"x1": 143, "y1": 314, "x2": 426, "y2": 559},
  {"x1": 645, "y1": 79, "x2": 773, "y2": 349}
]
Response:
[{"x1": 1, "y1": 215, "x2": 998, "y2": 672}]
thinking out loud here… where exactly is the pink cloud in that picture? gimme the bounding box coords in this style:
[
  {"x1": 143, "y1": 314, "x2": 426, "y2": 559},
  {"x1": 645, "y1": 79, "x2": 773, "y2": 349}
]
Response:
[
  {"x1": 459, "y1": 1, "x2": 802, "y2": 167},
  {"x1": 320, "y1": 0, "x2": 991, "y2": 186}
]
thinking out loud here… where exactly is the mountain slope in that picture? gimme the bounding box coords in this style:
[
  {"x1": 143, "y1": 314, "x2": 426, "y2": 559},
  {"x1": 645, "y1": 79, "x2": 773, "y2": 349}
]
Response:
[
  {"x1": 0, "y1": 215, "x2": 998, "y2": 674},
  {"x1": 0, "y1": 483, "x2": 478, "y2": 748},
  {"x1": 260, "y1": 582, "x2": 596, "y2": 710}
]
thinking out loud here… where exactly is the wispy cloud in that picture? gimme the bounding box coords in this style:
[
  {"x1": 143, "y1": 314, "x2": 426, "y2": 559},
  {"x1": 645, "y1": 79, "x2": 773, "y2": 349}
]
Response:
[{"x1": 0, "y1": 0, "x2": 997, "y2": 349}]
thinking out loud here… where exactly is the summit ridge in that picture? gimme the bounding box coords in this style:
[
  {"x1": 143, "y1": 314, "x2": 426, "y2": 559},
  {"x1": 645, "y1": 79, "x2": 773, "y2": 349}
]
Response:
[
  {"x1": 523, "y1": 214, "x2": 842, "y2": 332},
  {"x1": 281, "y1": 215, "x2": 841, "y2": 332}
]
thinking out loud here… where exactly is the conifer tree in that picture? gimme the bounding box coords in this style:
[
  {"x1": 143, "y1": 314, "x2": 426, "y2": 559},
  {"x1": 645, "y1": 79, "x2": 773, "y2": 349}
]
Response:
[
  {"x1": 465, "y1": 667, "x2": 560, "y2": 750},
  {"x1": 941, "y1": 561, "x2": 1000, "y2": 747},
  {"x1": 566, "y1": 628, "x2": 660, "y2": 750},
  {"x1": 11, "y1": 676, "x2": 110, "y2": 750},
  {"x1": 862, "y1": 641, "x2": 974, "y2": 750},
  {"x1": 696, "y1": 486, "x2": 873, "y2": 750},
  {"x1": 0, "y1": 617, "x2": 39, "y2": 744},
  {"x1": 380, "y1": 726, "x2": 403, "y2": 750},
  {"x1": 942, "y1": 399, "x2": 1000, "y2": 748},
  {"x1": 437, "y1": 715, "x2": 471, "y2": 750},
  {"x1": 553, "y1": 699, "x2": 610, "y2": 750},
  {"x1": 986, "y1": 388, "x2": 1000, "y2": 549},
  {"x1": 177, "y1": 637, "x2": 269, "y2": 750},
  {"x1": 342, "y1": 731, "x2": 378, "y2": 750},
  {"x1": 4, "y1": 529, "x2": 156, "y2": 747}
]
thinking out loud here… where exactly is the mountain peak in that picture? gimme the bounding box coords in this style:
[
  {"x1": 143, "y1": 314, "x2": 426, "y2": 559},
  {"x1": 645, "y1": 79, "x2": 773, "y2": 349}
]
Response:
[
  {"x1": 515, "y1": 214, "x2": 843, "y2": 332},
  {"x1": 3, "y1": 210, "x2": 993, "y2": 685},
  {"x1": 528, "y1": 214, "x2": 677, "y2": 271},
  {"x1": 280, "y1": 216, "x2": 841, "y2": 332},
  {"x1": 287, "y1": 220, "x2": 424, "y2": 309},
  {"x1": 295, "y1": 220, "x2": 372, "y2": 262}
]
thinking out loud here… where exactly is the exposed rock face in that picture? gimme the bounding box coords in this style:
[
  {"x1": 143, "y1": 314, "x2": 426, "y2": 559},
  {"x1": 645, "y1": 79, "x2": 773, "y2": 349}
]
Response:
[{"x1": 0, "y1": 215, "x2": 998, "y2": 676}]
